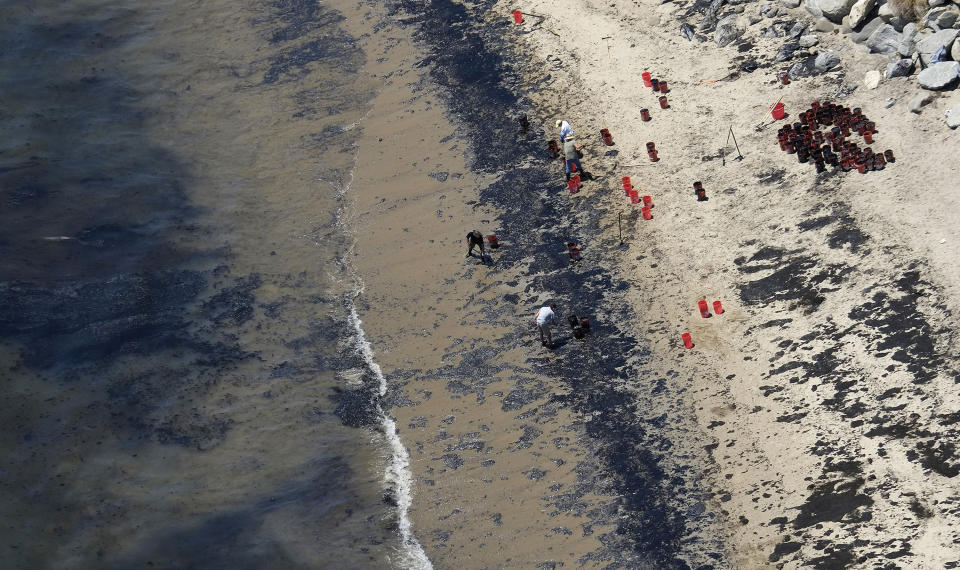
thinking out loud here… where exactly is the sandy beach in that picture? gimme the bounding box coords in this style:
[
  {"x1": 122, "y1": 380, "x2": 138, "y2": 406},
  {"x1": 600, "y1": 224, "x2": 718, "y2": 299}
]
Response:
[{"x1": 346, "y1": 0, "x2": 960, "y2": 566}]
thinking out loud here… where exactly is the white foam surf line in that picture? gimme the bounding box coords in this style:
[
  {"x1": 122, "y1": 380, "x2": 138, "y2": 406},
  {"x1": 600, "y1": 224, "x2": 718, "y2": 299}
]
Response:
[
  {"x1": 317, "y1": 90, "x2": 430, "y2": 569},
  {"x1": 346, "y1": 298, "x2": 434, "y2": 570}
]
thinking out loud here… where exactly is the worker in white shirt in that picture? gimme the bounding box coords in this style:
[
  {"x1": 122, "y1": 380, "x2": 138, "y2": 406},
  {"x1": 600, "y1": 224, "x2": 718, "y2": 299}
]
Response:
[
  {"x1": 555, "y1": 119, "x2": 574, "y2": 143},
  {"x1": 535, "y1": 304, "x2": 559, "y2": 347}
]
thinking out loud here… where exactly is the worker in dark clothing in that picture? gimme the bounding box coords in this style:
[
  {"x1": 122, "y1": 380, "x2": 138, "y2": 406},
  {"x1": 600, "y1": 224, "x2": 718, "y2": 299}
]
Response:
[
  {"x1": 465, "y1": 230, "x2": 485, "y2": 258},
  {"x1": 563, "y1": 137, "x2": 584, "y2": 181}
]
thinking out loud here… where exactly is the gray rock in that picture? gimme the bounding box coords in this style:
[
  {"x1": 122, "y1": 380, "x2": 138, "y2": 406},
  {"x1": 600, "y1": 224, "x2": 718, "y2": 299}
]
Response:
[
  {"x1": 877, "y1": 2, "x2": 904, "y2": 29},
  {"x1": 923, "y1": 7, "x2": 960, "y2": 30},
  {"x1": 954, "y1": 37, "x2": 960, "y2": 61},
  {"x1": 819, "y1": 0, "x2": 857, "y2": 23},
  {"x1": 776, "y1": 41, "x2": 801, "y2": 60},
  {"x1": 789, "y1": 52, "x2": 839, "y2": 77},
  {"x1": 908, "y1": 92, "x2": 934, "y2": 112},
  {"x1": 789, "y1": 58, "x2": 817, "y2": 77},
  {"x1": 814, "y1": 17, "x2": 836, "y2": 31},
  {"x1": 805, "y1": 0, "x2": 824, "y2": 18},
  {"x1": 947, "y1": 102, "x2": 960, "y2": 129},
  {"x1": 782, "y1": 0, "x2": 802, "y2": 7},
  {"x1": 715, "y1": 15, "x2": 746, "y2": 46},
  {"x1": 885, "y1": 58, "x2": 915, "y2": 77},
  {"x1": 917, "y1": 61, "x2": 960, "y2": 89},
  {"x1": 848, "y1": 0, "x2": 877, "y2": 28},
  {"x1": 681, "y1": 22, "x2": 696, "y2": 40},
  {"x1": 841, "y1": 15, "x2": 853, "y2": 33},
  {"x1": 763, "y1": 25, "x2": 783, "y2": 37},
  {"x1": 799, "y1": 33, "x2": 821, "y2": 46},
  {"x1": 917, "y1": 28, "x2": 960, "y2": 64},
  {"x1": 815, "y1": 49, "x2": 841, "y2": 71},
  {"x1": 929, "y1": 0, "x2": 946, "y2": 7},
  {"x1": 838, "y1": 83, "x2": 858, "y2": 96},
  {"x1": 789, "y1": 21, "x2": 808, "y2": 37},
  {"x1": 898, "y1": 22, "x2": 918, "y2": 55},
  {"x1": 749, "y1": 14, "x2": 763, "y2": 24},
  {"x1": 766, "y1": 5, "x2": 781, "y2": 17},
  {"x1": 851, "y1": 16, "x2": 886, "y2": 42},
  {"x1": 866, "y1": 23, "x2": 902, "y2": 53},
  {"x1": 864, "y1": 69, "x2": 882, "y2": 88}
]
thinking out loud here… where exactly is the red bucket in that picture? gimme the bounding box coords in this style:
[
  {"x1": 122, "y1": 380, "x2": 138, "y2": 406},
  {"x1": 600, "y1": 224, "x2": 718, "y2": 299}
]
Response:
[
  {"x1": 512, "y1": 10, "x2": 523, "y2": 23},
  {"x1": 771, "y1": 102, "x2": 786, "y2": 120},
  {"x1": 698, "y1": 299, "x2": 710, "y2": 318}
]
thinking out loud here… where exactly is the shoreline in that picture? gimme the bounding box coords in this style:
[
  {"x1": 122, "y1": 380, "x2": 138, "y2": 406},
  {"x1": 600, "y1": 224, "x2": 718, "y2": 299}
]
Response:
[
  {"x1": 345, "y1": 299, "x2": 433, "y2": 568},
  {"x1": 345, "y1": 0, "x2": 727, "y2": 566}
]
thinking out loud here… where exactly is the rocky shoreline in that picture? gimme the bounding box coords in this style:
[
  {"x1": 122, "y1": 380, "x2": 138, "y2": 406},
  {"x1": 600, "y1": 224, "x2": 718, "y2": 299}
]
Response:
[{"x1": 676, "y1": 0, "x2": 960, "y2": 126}]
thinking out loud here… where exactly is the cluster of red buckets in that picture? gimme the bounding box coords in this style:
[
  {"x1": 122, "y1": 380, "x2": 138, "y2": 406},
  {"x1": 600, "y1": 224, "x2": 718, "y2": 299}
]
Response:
[
  {"x1": 640, "y1": 72, "x2": 669, "y2": 121},
  {"x1": 621, "y1": 176, "x2": 653, "y2": 219},
  {"x1": 680, "y1": 300, "x2": 725, "y2": 349},
  {"x1": 775, "y1": 101, "x2": 894, "y2": 175}
]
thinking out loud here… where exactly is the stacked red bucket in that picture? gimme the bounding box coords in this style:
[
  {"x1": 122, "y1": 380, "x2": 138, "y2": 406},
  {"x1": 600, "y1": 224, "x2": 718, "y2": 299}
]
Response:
[{"x1": 646, "y1": 141, "x2": 659, "y2": 162}]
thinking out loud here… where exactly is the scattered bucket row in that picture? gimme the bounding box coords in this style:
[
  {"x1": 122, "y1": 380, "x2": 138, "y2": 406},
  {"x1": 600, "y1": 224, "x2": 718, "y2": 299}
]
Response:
[
  {"x1": 511, "y1": 44, "x2": 726, "y2": 353},
  {"x1": 682, "y1": 300, "x2": 725, "y2": 349},
  {"x1": 640, "y1": 72, "x2": 670, "y2": 122},
  {"x1": 621, "y1": 176, "x2": 654, "y2": 219},
  {"x1": 775, "y1": 101, "x2": 894, "y2": 175}
]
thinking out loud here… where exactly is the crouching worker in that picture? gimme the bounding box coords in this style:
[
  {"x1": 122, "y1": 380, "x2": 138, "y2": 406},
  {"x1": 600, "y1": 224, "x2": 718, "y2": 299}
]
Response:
[
  {"x1": 568, "y1": 314, "x2": 591, "y2": 339},
  {"x1": 535, "y1": 304, "x2": 559, "y2": 348},
  {"x1": 465, "y1": 229, "x2": 485, "y2": 258}
]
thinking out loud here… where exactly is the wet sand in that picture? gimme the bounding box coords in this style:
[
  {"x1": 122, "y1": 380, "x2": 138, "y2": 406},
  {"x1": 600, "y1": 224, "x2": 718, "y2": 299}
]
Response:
[{"x1": 341, "y1": 8, "x2": 626, "y2": 565}]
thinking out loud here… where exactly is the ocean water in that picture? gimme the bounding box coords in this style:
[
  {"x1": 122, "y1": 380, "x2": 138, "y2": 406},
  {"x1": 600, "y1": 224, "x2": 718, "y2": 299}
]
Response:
[{"x1": 0, "y1": 0, "x2": 427, "y2": 567}]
